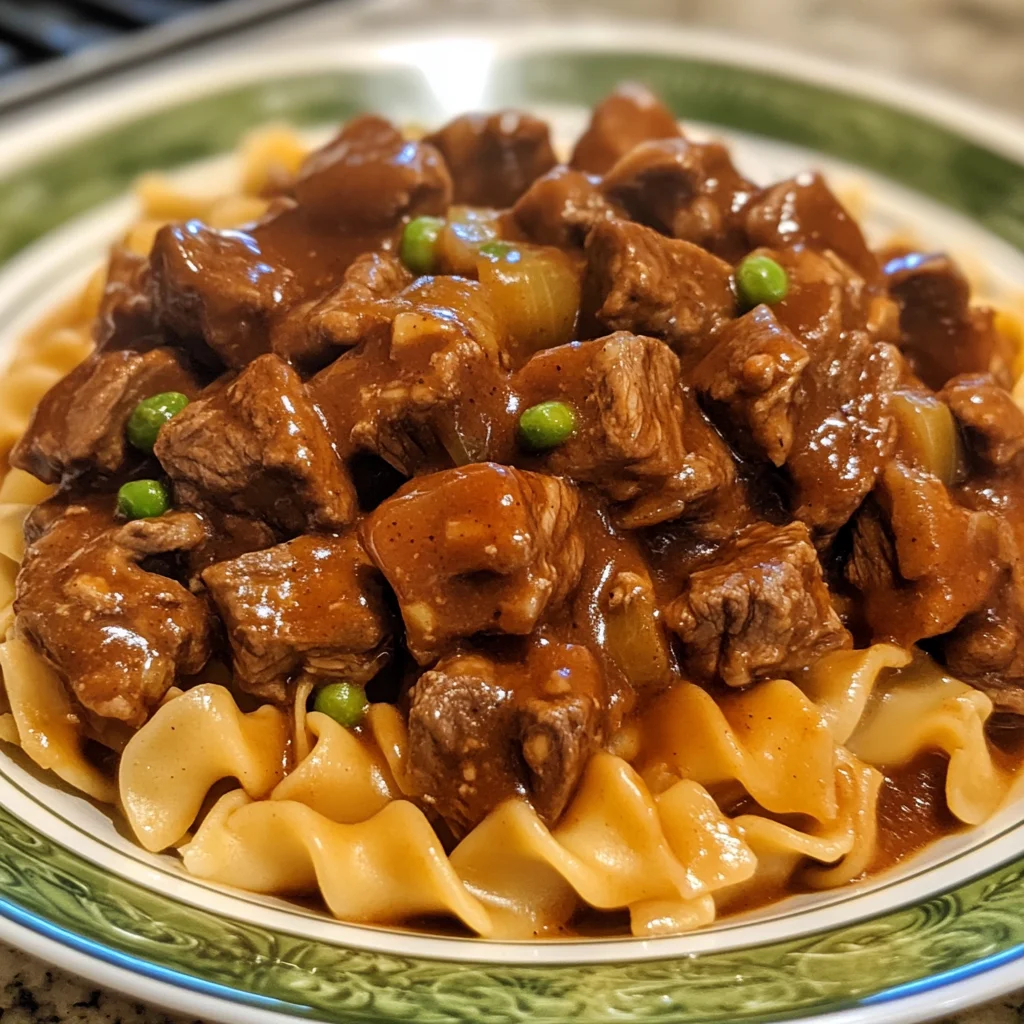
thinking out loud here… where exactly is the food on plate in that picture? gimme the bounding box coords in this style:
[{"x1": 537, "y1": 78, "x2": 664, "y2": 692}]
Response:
[{"x1": 0, "y1": 83, "x2": 1022, "y2": 939}]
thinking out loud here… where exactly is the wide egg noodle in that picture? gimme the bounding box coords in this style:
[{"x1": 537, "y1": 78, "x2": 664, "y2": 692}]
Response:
[
  {"x1": 272, "y1": 709, "x2": 399, "y2": 824},
  {"x1": 637, "y1": 679, "x2": 839, "y2": 821},
  {"x1": 119, "y1": 683, "x2": 290, "y2": 851},
  {"x1": 182, "y1": 790, "x2": 494, "y2": 935},
  {"x1": 0, "y1": 629, "x2": 117, "y2": 802},
  {"x1": 845, "y1": 654, "x2": 1007, "y2": 825}
]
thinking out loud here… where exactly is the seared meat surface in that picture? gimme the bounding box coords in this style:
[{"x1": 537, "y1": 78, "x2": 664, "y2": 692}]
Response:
[
  {"x1": 203, "y1": 531, "x2": 392, "y2": 703},
  {"x1": 155, "y1": 353, "x2": 357, "y2": 534},
  {"x1": 408, "y1": 641, "x2": 603, "y2": 835},
  {"x1": 12, "y1": 346, "x2": 204, "y2": 485},
  {"x1": 666, "y1": 521, "x2": 850, "y2": 687},
  {"x1": 10, "y1": 92, "x2": 1024, "y2": 850},
  {"x1": 15, "y1": 504, "x2": 213, "y2": 725},
  {"x1": 363, "y1": 463, "x2": 583, "y2": 662}
]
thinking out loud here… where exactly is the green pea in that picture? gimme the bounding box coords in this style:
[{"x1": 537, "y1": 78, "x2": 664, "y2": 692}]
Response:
[
  {"x1": 313, "y1": 682, "x2": 368, "y2": 729},
  {"x1": 735, "y1": 254, "x2": 789, "y2": 309},
  {"x1": 116, "y1": 479, "x2": 170, "y2": 521},
  {"x1": 518, "y1": 401, "x2": 576, "y2": 451},
  {"x1": 478, "y1": 241, "x2": 516, "y2": 261},
  {"x1": 400, "y1": 215, "x2": 445, "y2": 274},
  {"x1": 126, "y1": 391, "x2": 190, "y2": 452}
]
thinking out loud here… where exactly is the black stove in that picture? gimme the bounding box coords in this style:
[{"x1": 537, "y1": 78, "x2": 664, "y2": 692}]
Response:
[{"x1": 0, "y1": 0, "x2": 331, "y2": 112}]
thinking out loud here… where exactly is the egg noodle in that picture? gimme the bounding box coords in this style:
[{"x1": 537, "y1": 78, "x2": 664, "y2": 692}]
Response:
[{"x1": 0, "y1": 124, "x2": 1016, "y2": 938}]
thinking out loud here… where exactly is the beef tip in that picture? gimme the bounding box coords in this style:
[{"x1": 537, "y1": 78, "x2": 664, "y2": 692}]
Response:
[
  {"x1": 518, "y1": 692, "x2": 600, "y2": 821},
  {"x1": 942, "y1": 572, "x2": 1024, "y2": 714},
  {"x1": 408, "y1": 654, "x2": 519, "y2": 835},
  {"x1": 203, "y1": 532, "x2": 391, "y2": 704},
  {"x1": 666, "y1": 520, "x2": 851, "y2": 687},
  {"x1": 150, "y1": 220, "x2": 299, "y2": 369},
  {"x1": 311, "y1": 275, "x2": 510, "y2": 476},
  {"x1": 745, "y1": 172, "x2": 879, "y2": 283},
  {"x1": 884, "y1": 251, "x2": 1012, "y2": 390},
  {"x1": 570, "y1": 83, "x2": 681, "y2": 175},
  {"x1": 514, "y1": 332, "x2": 740, "y2": 529},
  {"x1": 15, "y1": 507, "x2": 213, "y2": 725},
  {"x1": 692, "y1": 305, "x2": 809, "y2": 466},
  {"x1": 186, "y1": 511, "x2": 279, "y2": 587},
  {"x1": 94, "y1": 246, "x2": 161, "y2": 351},
  {"x1": 10, "y1": 346, "x2": 204, "y2": 486},
  {"x1": 600, "y1": 138, "x2": 754, "y2": 257},
  {"x1": 511, "y1": 165, "x2": 619, "y2": 248},
  {"x1": 424, "y1": 111, "x2": 557, "y2": 208},
  {"x1": 154, "y1": 353, "x2": 356, "y2": 534},
  {"x1": 295, "y1": 114, "x2": 452, "y2": 227},
  {"x1": 584, "y1": 218, "x2": 734, "y2": 352},
  {"x1": 269, "y1": 251, "x2": 413, "y2": 372},
  {"x1": 940, "y1": 373, "x2": 1024, "y2": 468},
  {"x1": 363, "y1": 463, "x2": 584, "y2": 662},
  {"x1": 768, "y1": 247, "x2": 901, "y2": 535},
  {"x1": 408, "y1": 642, "x2": 602, "y2": 835},
  {"x1": 846, "y1": 460, "x2": 1006, "y2": 645}
]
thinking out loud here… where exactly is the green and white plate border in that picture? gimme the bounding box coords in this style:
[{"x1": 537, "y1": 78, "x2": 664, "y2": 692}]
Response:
[{"x1": 2, "y1": 22, "x2": 1024, "y2": 1024}]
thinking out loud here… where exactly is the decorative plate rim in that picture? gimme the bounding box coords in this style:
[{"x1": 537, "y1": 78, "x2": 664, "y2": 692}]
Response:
[{"x1": 1, "y1": 21, "x2": 1024, "y2": 1024}]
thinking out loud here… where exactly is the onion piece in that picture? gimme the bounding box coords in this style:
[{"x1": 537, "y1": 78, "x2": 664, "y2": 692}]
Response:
[
  {"x1": 437, "y1": 206, "x2": 502, "y2": 275},
  {"x1": 891, "y1": 389, "x2": 964, "y2": 486},
  {"x1": 477, "y1": 244, "x2": 581, "y2": 363}
]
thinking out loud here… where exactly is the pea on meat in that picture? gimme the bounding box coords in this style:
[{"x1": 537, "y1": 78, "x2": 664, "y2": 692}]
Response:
[
  {"x1": 735, "y1": 254, "x2": 789, "y2": 309},
  {"x1": 127, "y1": 391, "x2": 191, "y2": 453},
  {"x1": 518, "y1": 401, "x2": 576, "y2": 451},
  {"x1": 116, "y1": 479, "x2": 171, "y2": 520}
]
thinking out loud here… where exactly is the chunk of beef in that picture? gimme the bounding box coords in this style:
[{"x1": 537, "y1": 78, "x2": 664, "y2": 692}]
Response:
[
  {"x1": 884, "y1": 251, "x2": 1012, "y2": 390},
  {"x1": 15, "y1": 507, "x2": 213, "y2": 725},
  {"x1": 585, "y1": 218, "x2": 734, "y2": 352},
  {"x1": 847, "y1": 460, "x2": 1006, "y2": 645},
  {"x1": 692, "y1": 305, "x2": 809, "y2": 466},
  {"x1": 150, "y1": 220, "x2": 299, "y2": 369},
  {"x1": 408, "y1": 642, "x2": 602, "y2": 834},
  {"x1": 295, "y1": 114, "x2": 452, "y2": 227},
  {"x1": 745, "y1": 172, "x2": 879, "y2": 283},
  {"x1": 203, "y1": 531, "x2": 391, "y2": 703},
  {"x1": 940, "y1": 373, "x2": 1024, "y2": 469},
  {"x1": 424, "y1": 111, "x2": 556, "y2": 207},
  {"x1": 570, "y1": 83, "x2": 682, "y2": 175},
  {"x1": 94, "y1": 246, "x2": 161, "y2": 352},
  {"x1": 666, "y1": 521, "x2": 850, "y2": 687},
  {"x1": 768, "y1": 247, "x2": 901, "y2": 535},
  {"x1": 186, "y1": 511, "x2": 279, "y2": 587},
  {"x1": 514, "y1": 332, "x2": 740, "y2": 529},
  {"x1": 942, "y1": 572, "x2": 1024, "y2": 715},
  {"x1": 942, "y1": 583, "x2": 1024, "y2": 712},
  {"x1": 363, "y1": 463, "x2": 583, "y2": 662},
  {"x1": 938, "y1": 467, "x2": 1024, "y2": 711},
  {"x1": 601, "y1": 138, "x2": 754, "y2": 257},
  {"x1": 311, "y1": 275, "x2": 510, "y2": 476},
  {"x1": 154, "y1": 353, "x2": 356, "y2": 534},
  {"x1": 11, "y1": 347, "x2": 204, "y2": 485},
  {"x1": 511, "y1": 165, "x2": 619, "y2": 248},
  {"x1": 269, "y1": 251, "x2": 413, "y2": 372}
]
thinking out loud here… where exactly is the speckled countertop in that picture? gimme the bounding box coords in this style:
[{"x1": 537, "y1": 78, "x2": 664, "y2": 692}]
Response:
[{"x1": 3, "y1": 1, "x2": 1024, "y2": 1021}]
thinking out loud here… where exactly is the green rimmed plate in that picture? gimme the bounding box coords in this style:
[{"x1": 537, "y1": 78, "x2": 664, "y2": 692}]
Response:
[{"x1": 1, "y1": 23, "x2": 1024, "y2": 1024}]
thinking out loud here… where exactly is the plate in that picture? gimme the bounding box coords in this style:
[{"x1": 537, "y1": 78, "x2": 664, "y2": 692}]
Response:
[{"x1": 1, "y1": 22, "x2": 1024, "y2": 1024}]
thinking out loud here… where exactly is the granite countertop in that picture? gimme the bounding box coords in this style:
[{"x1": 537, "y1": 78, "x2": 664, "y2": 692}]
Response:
[{"x1": 3, "y1": 0, "x2": 1024, "y2": 1021}]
